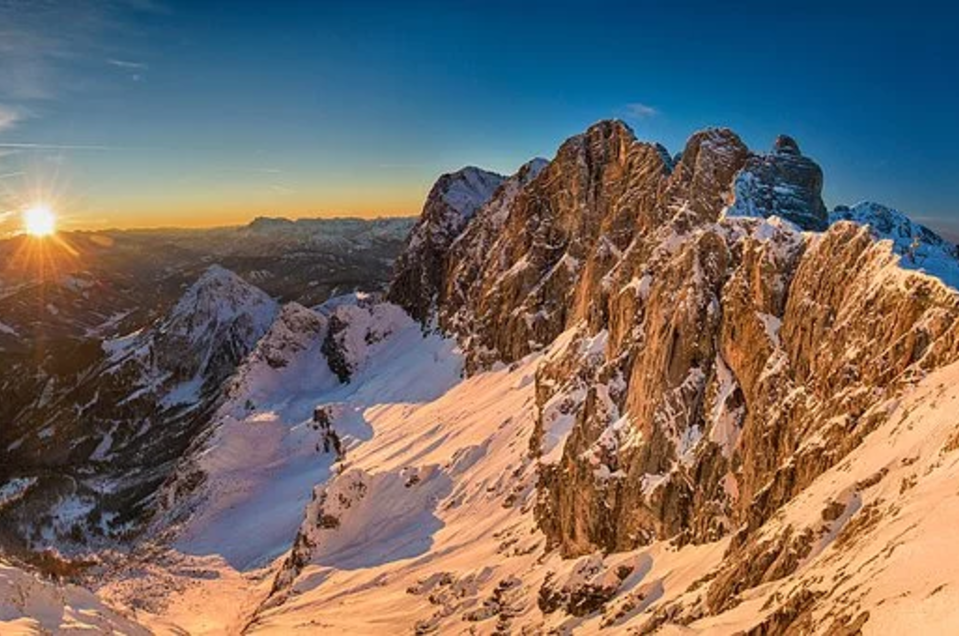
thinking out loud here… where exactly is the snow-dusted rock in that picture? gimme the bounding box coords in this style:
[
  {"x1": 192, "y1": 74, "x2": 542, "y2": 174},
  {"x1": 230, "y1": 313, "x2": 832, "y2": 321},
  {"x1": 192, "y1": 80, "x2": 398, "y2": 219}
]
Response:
[
  {"x1": 388, "y1": 166, "x2": 505, "y2": 323},
  {"x1": 830, "y1": 201, "x2": 959, "y2": 288}
]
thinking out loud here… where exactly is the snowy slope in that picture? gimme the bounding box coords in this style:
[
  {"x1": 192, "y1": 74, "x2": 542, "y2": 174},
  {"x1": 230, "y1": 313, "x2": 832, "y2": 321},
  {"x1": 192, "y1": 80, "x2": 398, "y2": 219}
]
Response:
[
  {"x1": 144, "y1": 352, "x2": 959, "y2": 635},
  {"x1": 830, "y1": 201, "x2": 959, "y2": 288},
  {"x1": 0, "y1": 560, "x2": 149, "y2": 635},
  {"x1": 160, "y1": 299, "x2": 463, "y2": 571},
  {"x1": 91, "y1": 299, "x2": 465, "y2": 634}
]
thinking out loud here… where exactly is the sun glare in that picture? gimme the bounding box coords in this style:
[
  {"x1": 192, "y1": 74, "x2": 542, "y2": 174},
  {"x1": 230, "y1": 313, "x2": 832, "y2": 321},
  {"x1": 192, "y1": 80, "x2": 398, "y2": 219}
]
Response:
[{"x1": 23, "y1": 205, "x2": 56, "y2": 237}]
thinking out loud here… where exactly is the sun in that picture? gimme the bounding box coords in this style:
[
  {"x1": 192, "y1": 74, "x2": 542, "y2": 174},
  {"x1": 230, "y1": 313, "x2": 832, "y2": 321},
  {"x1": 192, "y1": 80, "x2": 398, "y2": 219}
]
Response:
[{"x1": 23, "y1": 205, "x2": 57, "y2": 237}]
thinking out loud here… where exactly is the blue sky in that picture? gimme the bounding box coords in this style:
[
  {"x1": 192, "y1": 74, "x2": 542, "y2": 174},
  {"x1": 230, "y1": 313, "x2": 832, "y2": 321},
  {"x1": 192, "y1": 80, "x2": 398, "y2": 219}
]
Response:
[{"x1": 0, "y1": 0, "x2": 956, "y2": 235}]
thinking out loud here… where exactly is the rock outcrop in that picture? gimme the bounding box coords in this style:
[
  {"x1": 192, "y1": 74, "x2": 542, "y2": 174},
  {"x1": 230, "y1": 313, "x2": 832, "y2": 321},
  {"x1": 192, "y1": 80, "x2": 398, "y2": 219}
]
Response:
[
  {"x1": 726, "y1": 135, "x2": 828, "y2": 230},
  {"x1": 389, "y1": 119, "x2": 959, "y2": 618},
  {"x1": 388, "y1": 166, "x2": 505, "y2": 324}
]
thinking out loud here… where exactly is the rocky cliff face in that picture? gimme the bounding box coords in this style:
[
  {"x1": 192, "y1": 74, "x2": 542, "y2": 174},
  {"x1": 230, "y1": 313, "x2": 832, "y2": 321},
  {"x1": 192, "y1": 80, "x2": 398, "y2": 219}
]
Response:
[
  {"x1": 388, "y1": 119, "x2": 959, "y2": 618},
  {"x1": 388, "y1": 166, "x2": 505, "y2": 324}
]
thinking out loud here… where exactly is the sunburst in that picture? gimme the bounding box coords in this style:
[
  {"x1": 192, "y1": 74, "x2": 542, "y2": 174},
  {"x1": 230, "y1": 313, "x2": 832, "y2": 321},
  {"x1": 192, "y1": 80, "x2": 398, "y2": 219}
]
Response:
[{"x1": 23, "y1": 204, "x2": 56, "y2": 237}]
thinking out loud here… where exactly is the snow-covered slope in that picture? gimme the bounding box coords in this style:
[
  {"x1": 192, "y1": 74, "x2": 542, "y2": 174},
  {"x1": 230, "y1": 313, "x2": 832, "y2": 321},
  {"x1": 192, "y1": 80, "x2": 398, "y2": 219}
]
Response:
[
  {"x1": 830, "y1": 201, "x2": 959, "y2": 288},
  {"x1": 159, "y1": 298, "x2": 465, "y2": 571},
  {"x1": 0, "y1": 560, "x2": 149, "y2": 635},
  {"x1": 126, "y1": 344, "x2": 959, "y2": 634}
]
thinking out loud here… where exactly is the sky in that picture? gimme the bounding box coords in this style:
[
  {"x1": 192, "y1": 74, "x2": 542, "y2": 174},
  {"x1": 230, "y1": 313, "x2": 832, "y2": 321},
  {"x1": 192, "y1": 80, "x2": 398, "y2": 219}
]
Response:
[{"x1": 0, "y1": 0, "x2": 957, "y2": 237}]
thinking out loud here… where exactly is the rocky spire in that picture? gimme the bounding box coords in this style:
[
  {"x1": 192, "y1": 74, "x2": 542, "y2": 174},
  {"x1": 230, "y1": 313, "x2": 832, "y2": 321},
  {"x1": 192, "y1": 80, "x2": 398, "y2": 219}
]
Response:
[{"x1": 726, "y1": 134, "x2": 829, "y2": 231}]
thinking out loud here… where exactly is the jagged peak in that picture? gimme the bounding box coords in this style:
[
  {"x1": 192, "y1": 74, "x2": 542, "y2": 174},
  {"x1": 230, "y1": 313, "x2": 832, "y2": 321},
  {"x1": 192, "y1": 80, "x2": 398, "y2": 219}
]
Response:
[
  {"x1": 431, "y1": 166, "x2": 506, "y2": 215},
  {"x1": 681, "y1": 126, "x2": 747, "y2": 159},
  {"x1": 162, "y1": 265, "x2": 278, "y2": 341},
  {"x1": 561, "y1": 119, "x2": 638, "y2": 157},
  {"x1": 773, "y1": 134, "x2": 802, "y2": 156},
  {"x1": 721, "y1": 131, "x2": 827, "y2": 231},
  {"x1": 585, "y1": 118, "x2": 635, "y2": 138}
]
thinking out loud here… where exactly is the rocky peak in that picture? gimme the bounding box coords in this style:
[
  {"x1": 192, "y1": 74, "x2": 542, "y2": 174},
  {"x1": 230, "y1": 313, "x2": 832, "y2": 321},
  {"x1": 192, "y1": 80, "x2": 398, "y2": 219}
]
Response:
[
  {"x1": 388, "y1": 118, "x2": 959, "y2": 616},
  {"x1": 726, "y1": 134, "x2": 828, "y2": 231},
  {"x1": 387, "y1": 166, "x2": 505, "y2": 324},
  {"x1": 666, "y1": 127, "x2": 749, "y2": 225},
  {"x1": 773, "y1": 134, "x2": 802, "y2": 156},
  {"x1": 153, "y1": 265, "x2": 279, "y2": 386}
]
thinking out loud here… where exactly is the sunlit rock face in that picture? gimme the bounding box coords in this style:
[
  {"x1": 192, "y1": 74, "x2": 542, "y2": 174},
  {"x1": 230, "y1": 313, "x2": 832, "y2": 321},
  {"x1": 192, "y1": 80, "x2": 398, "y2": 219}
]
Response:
[{"x1": 392, "y1": 118, "x2": 959, "y2": 578}]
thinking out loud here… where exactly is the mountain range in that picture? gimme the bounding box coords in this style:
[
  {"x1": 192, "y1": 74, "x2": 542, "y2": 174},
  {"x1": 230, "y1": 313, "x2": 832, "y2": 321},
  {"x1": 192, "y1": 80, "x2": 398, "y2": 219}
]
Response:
[{"x1": 2, "y1": 121, "x2": 959, "y2": 634}]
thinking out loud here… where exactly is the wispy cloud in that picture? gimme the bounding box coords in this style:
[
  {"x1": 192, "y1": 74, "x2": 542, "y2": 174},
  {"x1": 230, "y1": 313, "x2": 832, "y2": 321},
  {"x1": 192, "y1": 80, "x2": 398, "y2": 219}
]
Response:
[
  {"x1": 0, "y1": 1, "x2": 161, "y2": 102},
  {"x1": 625, "y1": 102, "x2": 658, "y2": 119},
  {"x1": 0, "y1": 105, "x2": 22, "y2": 132},
  {"x1": 0, "y1": 142, "x2": 114, "y2": 151},
  {"x1": 108, "y1": 58, "x2": 149, "y2": 70}
]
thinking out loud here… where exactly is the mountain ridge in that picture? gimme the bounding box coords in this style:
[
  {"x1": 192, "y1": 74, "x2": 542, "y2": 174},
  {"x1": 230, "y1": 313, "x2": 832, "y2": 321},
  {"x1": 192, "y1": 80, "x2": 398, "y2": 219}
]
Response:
[{"x1": 4, "y1": 119, "x2": 959, "y2": 634}]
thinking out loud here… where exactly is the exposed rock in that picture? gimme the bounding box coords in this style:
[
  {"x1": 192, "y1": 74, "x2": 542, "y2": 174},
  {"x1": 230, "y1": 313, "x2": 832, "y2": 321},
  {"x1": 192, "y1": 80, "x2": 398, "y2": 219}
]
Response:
[
  {"x1": 388, "y1": 119, "x2": 959, "y2": 624},
  {"x1": 726, "y1": 137, "x2": 828, "y2": 231},
  {"x1": 388, "y1": 166, "x2": 505, "y2": 324}
]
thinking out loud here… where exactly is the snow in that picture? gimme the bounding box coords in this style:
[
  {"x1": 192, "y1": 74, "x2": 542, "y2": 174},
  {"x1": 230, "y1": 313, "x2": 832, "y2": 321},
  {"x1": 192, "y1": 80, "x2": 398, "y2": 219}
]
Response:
[
  {"x1": 23, "y1": 308, "x2": 959, "y2": 635},
  {"x1": 169, "y1": 301, "x2": 463, "y2": 571},
  {"x1": 0, "y1": 478, "x2": 37, "y2": 509},
  {"x1": 0, "y1": 320, "x2": 18, "y2": 336},
  {"x1": 757, "y1": 311, "x2": 782, "y2": 347},
  {"x1": 163, "y1": 264, "x2": 279, "y2": 344},
  {"x1": 439, "y1": 166, "x2": 505, "y2": 223},
  {"x1": 708, "y1": 354, "x2": 743, "y2": 458},
  {"x1": 830, "y1": 201, "x2": 959, "y2": 290},
  {"x1": 0, "y1": 560, "x2": 150, "y2": 635}
]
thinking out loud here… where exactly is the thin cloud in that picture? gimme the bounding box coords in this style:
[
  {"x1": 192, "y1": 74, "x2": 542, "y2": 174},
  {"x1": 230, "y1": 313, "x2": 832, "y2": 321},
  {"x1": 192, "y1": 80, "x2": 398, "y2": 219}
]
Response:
[
  {"x1": 0, "y1": 1, "x2": 162, "y2": 101},
  {"x1": 625, "y1": 102, "x2": 658, "y2": 119},
  {"x1": 0, "y1": 142, "x2": 114, "y2": 151},
  {"x1": 0, "y1": 105, "x2": 22, "y2": 132},
  {"x1": 108, "y1": 59, "x2": 149, "y2": 70}
]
